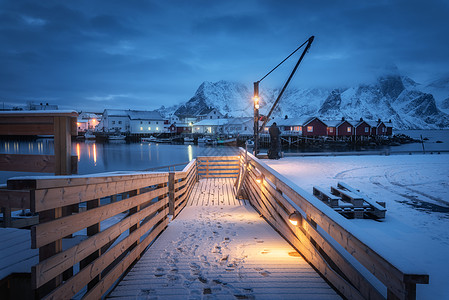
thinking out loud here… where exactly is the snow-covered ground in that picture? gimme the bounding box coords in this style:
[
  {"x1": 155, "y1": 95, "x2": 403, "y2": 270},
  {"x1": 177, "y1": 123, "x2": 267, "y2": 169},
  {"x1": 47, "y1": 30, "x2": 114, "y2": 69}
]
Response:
[{"x1": 264, "y1": 154, "x2": 449, "y2": 299}]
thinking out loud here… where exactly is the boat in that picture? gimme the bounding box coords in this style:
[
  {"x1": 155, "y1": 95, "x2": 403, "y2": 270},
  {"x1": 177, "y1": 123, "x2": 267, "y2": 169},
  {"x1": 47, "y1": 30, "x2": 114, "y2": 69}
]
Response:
[
  {"x1": 216, "y1": 137, "x2": 237, "y2": 146},
  {"x1": 184, "y1": 137, "x2": 194, "y2": 143},
  {"x1": 84, "y1": 131, "x2": 96, "y2": 140},
  {"x1": 141, "y1": 136, "x2": 157, "y2": 143},
  {"x1": 108, "y1": 134, "x2": 126, "y2": 141}
]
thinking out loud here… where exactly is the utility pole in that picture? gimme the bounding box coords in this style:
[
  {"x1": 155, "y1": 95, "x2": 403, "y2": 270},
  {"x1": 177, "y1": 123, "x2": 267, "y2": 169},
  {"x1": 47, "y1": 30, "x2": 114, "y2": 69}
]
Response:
[{"x1": 253, "y1": 82, "x2": 260, "y2": 155}]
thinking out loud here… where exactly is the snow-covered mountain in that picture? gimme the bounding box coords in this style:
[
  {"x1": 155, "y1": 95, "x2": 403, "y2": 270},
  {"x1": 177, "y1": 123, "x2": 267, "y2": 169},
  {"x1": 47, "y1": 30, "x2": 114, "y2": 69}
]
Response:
[{"x1": 162, "y1": 74, "x2": 449, "y2": 129}]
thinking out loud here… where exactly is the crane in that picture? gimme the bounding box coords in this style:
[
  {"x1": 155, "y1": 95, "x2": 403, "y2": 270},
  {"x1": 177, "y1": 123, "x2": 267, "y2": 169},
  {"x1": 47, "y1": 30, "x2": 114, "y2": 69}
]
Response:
[{"x1": 253, "y1": 35, "x2": 314, "y2": 155}]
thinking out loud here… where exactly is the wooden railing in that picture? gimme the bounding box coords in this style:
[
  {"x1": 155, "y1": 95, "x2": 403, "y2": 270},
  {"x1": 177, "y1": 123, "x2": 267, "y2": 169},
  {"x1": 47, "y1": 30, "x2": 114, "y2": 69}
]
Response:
[
  {"x1": 238, "y1": 148, "x2": 428, "y2": 300},
  {"x1": 197, "y1": 156, "x2": 239, "y2": 179},
  {"x1": 5, "y1": 160, "x2": 197, "y2": 299},
  {"x1": 1, "y1": 111, "x2": 79, "y2": 229}
]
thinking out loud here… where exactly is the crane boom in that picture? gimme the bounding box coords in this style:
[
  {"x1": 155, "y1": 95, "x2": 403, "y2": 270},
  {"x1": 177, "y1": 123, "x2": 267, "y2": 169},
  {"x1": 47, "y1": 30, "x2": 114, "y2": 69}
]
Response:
[{"x1": 257, "y1": 36, "x2": 314, "y2": 134}]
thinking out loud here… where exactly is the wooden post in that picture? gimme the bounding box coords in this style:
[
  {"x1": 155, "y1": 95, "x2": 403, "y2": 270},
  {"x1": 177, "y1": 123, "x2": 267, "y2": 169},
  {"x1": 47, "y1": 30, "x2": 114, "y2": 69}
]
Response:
[
  {"x1": 1, "y1": 207, "x2": 12, "y2": 227},
  {"x1": 169, "y1": 172, "x2": 175, "y2": 216}
]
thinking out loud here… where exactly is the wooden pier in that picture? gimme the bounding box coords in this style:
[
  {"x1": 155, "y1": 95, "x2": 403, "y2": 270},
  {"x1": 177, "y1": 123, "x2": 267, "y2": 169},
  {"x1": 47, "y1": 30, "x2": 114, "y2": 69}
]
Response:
[{"x1": 1, "y1": 143, "x2": 429, "y2": 299}]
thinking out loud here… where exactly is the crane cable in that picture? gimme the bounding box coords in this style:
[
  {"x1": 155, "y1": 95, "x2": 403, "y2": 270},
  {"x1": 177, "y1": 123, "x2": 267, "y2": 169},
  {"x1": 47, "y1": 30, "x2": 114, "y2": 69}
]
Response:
[{"x1": 257, "y1": 38, "x2": 310, "y2": 84}]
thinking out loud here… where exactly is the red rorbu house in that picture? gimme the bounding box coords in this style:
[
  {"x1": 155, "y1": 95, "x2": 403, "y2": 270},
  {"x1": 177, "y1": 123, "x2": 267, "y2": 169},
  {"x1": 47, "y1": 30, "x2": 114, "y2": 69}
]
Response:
[
  {"x1": 324, "y1": 118, "x2": 354, "y2": 138},
  {"x1": 302, "y1": 117, "x2": 327, "y2": 137},
  {"x1": 169, "y1": 122, "x2": 192, "y2": 134},
  {"x1": 354, "y1": 118, "x2": 371, "y2": 137},
  {"x1": 367, "y1": 120, "x2": 387, "y2": 136}
]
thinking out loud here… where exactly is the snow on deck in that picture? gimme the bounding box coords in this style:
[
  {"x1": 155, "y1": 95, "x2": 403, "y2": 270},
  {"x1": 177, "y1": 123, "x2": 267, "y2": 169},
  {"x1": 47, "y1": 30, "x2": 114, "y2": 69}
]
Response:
[
  {"x1": 264, "y1": 154, "x2": 449, "y2": 299},
  {"x1": 108, "y1": 179, "x2": 341, "y2": 300},
  {"x1": 188, "y1": 178, "x2": 248, "y2": 206}
]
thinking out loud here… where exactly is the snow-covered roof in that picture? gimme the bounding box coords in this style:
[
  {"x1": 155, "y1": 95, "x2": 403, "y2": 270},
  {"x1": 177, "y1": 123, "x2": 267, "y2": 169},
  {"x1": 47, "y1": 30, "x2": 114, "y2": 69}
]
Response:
[
  {"x1": 193, "y1": 119, "x2": 229, "y2": 126},
  {"x1": 128, "y1": 110, "x2": 163, "y2": 120},
  {"x1": 225, "y1": 117, "x2": 252, "y2": 125},
  {"x1": 323, "y1": 120, "x2": 343, "y2": 127},
  {"x1": 104, "y1": 109, "x2": 128, "y2": 117},
  {"x1": 266, "y1": 116, "x2": 314, "y2": 127},
  {"x1": 104, "y1": 109, "x2": 163, "y2": 120}
]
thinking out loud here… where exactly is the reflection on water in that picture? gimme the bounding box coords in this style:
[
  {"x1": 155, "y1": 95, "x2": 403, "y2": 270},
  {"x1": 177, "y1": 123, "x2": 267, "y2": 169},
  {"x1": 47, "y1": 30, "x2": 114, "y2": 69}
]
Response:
[
  {"x1": 1, "y1": 130, "x2": 447, "y2": 183},
  {"x1": 0, "y1": 139, "x2": 239, "y2": 183}
]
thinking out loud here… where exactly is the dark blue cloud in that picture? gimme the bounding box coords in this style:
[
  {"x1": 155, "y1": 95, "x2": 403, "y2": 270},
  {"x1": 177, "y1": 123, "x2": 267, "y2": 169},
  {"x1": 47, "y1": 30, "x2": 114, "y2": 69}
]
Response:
[{"x1": 0, "y1": 0, "x2": 448, "y2": 111}]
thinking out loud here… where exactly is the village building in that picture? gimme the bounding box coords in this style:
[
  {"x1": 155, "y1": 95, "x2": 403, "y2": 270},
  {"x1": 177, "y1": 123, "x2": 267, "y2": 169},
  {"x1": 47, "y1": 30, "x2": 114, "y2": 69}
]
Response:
[
  {"x1": 353, "y1": 118, "x2": 372, "y2": 137},
  {"x1": 168, "y1": 122, "x2": 192, "y2": 134},
  {"x1": 77, "y1": 112, "x2": 101, "y2": 132},
  {"x1": 97, "y1": 109, "x2": 166, "y2": 134},
  {"x1": 302, "y1": 117, "x2": 327, "y2": 137},
  {"x1": 196, "y1": 107, "x2": 223, "y2": 121},
  {"x1": 223, "y1": 117, "x2": 253, "y2": 135},
  {"x1": 366, "y1": 119, "x2": 388, "y2": 136},
  {"x1": 265, "y1": 116, "x2": 313, "y2": 135},
  {"x1": 192, "y1": 119, "x2": 229, "y2": 135}
]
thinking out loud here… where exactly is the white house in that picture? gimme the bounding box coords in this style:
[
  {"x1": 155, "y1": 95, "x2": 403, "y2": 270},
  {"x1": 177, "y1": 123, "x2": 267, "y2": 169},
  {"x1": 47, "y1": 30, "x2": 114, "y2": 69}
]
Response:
[
  {"x1": 192, "y1": 118, "x2": 254, "y2": 135},
  {"x1": 128, "y1": 110, "x2": 167, "y2": 134},
  {"x1": 196, "y1": 107, "x2": 223, "y2": 121},
  {"x1": 223, "y1": 117, "x2": 253, "y2": 134},
  {"x1": 97, "y1": 109, "x2": 166, "y2": 134},
  {"x1": 192, "y1": 119, "x2": 229, "y2": 134},
  {"x1": 265, "y1": 116, "x2": 314, "y2": 135}
]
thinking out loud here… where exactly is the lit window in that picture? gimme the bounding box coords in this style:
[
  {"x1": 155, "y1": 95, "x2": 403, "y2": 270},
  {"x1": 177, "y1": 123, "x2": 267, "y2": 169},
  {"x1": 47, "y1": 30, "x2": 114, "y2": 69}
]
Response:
[
  {"x1": 140, "y1": 127, "x2": 143, "y2": 130},
  {"x1": 347, "y1": 127, "x2": 351, "y2": 133},
  {"x1": 156, "y1": 127, "x2": 159, "y2": 131},
  {"x1": 148, "y1": 127, "x2": 151, "y2": 130},
  {"x1": 307, "y1": 126, "x2": 313, "y2": 132},
  {"x1": 329, "y1": 127, "x2": 334, "y2": 133},
  {"x1": 365, "y1": 127, "x2": 369, "y2": 133}
]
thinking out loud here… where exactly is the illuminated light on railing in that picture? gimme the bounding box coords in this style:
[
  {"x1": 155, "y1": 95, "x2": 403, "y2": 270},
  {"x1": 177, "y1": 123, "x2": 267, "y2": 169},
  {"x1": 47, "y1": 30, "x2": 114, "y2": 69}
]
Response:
[
  {"x1": 288, "y1": 211, "x2": 302, "y2": 226},
  {"x1": 255, "y1": 175, "x2": 263, "y2": 184}
]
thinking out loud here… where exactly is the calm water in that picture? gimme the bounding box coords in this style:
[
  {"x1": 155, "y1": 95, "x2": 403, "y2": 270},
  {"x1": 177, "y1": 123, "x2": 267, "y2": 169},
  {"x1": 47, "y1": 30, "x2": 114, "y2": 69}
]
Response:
[
  {"x1": 1, "y1": 130, "x2": 448, "y2": 183},
  {"x1": 0, "y1": 140, "x2": 240, "y2": 183}
]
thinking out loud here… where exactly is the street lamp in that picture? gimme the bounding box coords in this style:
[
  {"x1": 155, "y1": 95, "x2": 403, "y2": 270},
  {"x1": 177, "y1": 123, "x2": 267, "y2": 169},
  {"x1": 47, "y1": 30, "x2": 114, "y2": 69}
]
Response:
[{"x1": 253, "y1": 81, "x2": 260, "y2": 155}]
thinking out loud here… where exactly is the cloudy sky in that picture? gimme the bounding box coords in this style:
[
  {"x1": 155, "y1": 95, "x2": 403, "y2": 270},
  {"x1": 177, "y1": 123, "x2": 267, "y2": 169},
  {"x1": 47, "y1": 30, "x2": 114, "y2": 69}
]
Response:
[{"x1": 1, "y1": 0, "x2": 448, "y2": 112}]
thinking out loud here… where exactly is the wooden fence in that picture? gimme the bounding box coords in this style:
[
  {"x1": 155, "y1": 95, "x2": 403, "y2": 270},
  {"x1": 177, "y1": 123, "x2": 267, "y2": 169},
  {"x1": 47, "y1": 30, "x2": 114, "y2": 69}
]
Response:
[
  {"x1": 197, "y1": 156, "x2": 239, "y2": 179},
  {"x1": 238, "y1": 148, "x2": 428, "y2": 300},
  {"x1": 5, "y1": 161, "x2": 197, "y2": 299}
]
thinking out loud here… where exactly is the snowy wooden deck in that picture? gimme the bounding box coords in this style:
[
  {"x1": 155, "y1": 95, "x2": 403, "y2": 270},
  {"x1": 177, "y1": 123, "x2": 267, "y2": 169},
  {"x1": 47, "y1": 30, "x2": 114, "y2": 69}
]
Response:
[{"x1": 108, "y1": 178, "x2": 341, "y2": 299}]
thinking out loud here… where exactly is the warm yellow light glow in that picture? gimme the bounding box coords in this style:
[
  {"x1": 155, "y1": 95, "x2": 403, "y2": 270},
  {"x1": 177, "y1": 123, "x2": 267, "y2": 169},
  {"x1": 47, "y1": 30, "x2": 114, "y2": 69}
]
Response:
[
  {"x1": 156, "y1": 127, "x2": 159, "y2": 131},
  {"x1": 93, "y1": 143, "x2": 97, "y2": 165},
  {"x1": 140, "y1": 127, "x2": 143, "y2": 130},
  {"x1": 188, "y1": 145, "x2": 193, "y2": 161},
  {"x1": 255, "y1": 175, "x2": 263, "y2": 184},
  {"x1": 289, "y1": 211, "x2": 301, "y2": 226},
  {"x1": 254, "y1": 96, "x2": 260, "y2": 109},
  {"x1": 76, "y1": 143, "x2": 81, "y2": 162},
  {"x1": 148, "y1": 127, "x2": 151, "y2": 130}
]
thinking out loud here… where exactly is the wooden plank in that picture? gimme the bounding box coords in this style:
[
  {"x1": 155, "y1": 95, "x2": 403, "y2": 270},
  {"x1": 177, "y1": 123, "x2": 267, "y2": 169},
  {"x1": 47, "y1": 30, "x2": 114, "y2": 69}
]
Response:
[
  {"x1": 0, "y1": 124, "x2": 55, "y2": 136},
  {"x1": 32, "y1": 187, "x2": 167, "y2": 248},
  {"x1": 32, "y1": 198, "x2": 168, "y2": 289},
  {"x1": 0, "y1": 189, "x2": 31, "y2": 209},
  {"x1": 0, "y1": 154, "x2": 55, "y2": 173},
  {"x1": 168, "y1": 173, "x2": 175, "y2": 216},
  {"x1": 7, "y1": 172, "x2": 168, "y2": 190},
  {"x1": 44, "y1": 214, "x2": 168, "y2": 300},
  {"x1": 197, "y1": 156, "x2": 239, "y2": 161},
  {"x1": 31, "y1": 176, "x2": 168, "y2": 212},
  {"x1": 82, "y1": 218, "x2": 168, "y2": 300}
]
